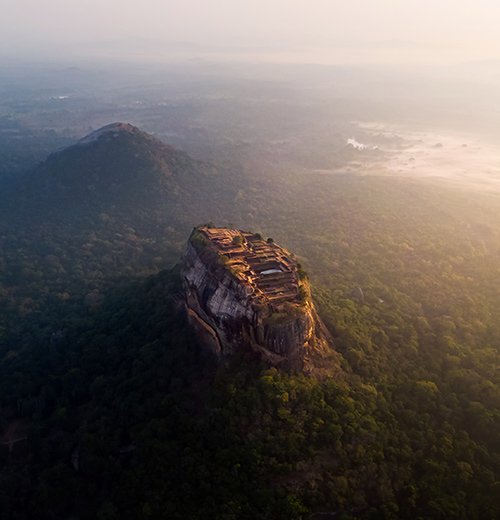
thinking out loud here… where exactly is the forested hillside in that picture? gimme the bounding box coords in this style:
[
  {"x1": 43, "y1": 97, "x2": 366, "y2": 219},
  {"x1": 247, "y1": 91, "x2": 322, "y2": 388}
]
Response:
[{"x1": 0, "y1": 129, "x2": 498, "y2": 519}]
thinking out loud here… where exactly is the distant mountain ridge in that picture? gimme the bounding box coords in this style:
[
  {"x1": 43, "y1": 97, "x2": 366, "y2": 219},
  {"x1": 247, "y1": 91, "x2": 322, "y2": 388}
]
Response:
[
  {"x1": 31, "y1": 122, "x2": 206, "y2": 201},
  {"x1": 3, "y1": 122, "x2": 239, "y2": 227},
  {"x1": 76, "y1": 122, "x2": 141, "y2": 145}
]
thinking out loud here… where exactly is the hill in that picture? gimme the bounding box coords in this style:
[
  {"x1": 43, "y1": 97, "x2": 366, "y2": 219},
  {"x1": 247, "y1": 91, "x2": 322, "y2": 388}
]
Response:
[
  {"x1": 0, "y1": 123, "x2": 244, "y2": 303},
  {"x1": 2, "y1": 122, "x2": 238, "y2": 227}
]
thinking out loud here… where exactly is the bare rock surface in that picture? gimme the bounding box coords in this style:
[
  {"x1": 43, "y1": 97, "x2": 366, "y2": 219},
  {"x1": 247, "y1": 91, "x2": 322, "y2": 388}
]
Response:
[{"x1": 183, "y1": 226, "x2": 333, "y2": 371}]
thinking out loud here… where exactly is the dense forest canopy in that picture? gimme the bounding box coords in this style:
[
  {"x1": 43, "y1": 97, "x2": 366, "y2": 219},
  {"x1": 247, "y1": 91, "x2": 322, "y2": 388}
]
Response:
[{"x1": 0, "y1": 127, "x2": 499, "y2": 519}]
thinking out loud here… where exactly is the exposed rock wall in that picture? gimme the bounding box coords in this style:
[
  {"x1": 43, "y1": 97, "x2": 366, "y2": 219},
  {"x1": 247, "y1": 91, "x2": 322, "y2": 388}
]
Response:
[{"x1": 183, "y1": 233, "x2": 331, "y2": 371}]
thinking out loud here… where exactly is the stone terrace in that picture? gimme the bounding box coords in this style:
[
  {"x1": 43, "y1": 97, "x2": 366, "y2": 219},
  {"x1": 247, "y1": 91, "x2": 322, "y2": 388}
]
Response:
[{"x1": 198, "y1": 227, "x2": 301, "y2": 307}]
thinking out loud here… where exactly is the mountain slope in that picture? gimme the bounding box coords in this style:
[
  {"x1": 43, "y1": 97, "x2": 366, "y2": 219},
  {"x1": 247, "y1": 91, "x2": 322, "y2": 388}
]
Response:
[
  {"x1": 0, "y1": 122, "x2": 245, "y2": 307},
  {"x1": 3, "y1": 122, "x2": 234, "y2": 224}
]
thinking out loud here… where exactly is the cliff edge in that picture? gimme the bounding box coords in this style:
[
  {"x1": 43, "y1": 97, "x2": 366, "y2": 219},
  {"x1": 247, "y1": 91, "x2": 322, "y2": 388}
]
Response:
[{"x1": 182, "y1": 226, "x2": 332, "y2": 371}]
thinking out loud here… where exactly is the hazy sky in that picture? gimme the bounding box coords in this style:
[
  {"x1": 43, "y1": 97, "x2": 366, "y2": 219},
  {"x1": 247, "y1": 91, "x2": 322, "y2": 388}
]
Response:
[{"x1": 3, "y1": 0, "x2": 500, "y2": 64}]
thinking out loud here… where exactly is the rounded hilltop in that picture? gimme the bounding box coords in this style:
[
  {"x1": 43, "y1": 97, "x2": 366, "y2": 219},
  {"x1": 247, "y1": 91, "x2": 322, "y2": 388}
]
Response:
[
  {"x1": 78, "y1": 122, "x2": 141, "y2": 145},
  {"x1": 183, "y1": 225, "x2": 332, "y2": 371}
]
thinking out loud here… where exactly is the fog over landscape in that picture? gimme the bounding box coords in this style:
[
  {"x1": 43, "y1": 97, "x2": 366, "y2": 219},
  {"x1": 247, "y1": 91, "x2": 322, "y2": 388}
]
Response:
[
  {"x1": 2, "y1": 57, "x2": 500, "y2": 193},
  {"x1": 3, "y1": 1, "x2": 500, "y2": 191},
  {"x1": 1, "y1": 2, "x2": 500, "y2": 519}
]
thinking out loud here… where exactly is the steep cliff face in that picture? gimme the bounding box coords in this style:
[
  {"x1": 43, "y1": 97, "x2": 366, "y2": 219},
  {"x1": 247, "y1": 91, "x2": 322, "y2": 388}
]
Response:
[{"x1": 182, "y1": 226, "x2": 331, "y2": 371}]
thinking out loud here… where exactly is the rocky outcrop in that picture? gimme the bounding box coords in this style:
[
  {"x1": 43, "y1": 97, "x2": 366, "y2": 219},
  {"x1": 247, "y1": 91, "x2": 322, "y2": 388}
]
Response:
[{"x1": 182, "y1": 226, "x2": 331, "y2": 371}]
